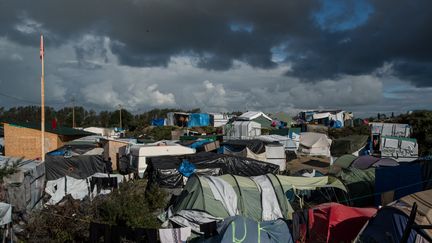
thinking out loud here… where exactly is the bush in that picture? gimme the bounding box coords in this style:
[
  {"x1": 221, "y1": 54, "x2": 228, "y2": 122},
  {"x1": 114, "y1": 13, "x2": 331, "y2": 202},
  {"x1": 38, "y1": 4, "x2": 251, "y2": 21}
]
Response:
[{"x1": 23, "y1": 180, "x2": 167, "y2": 242}]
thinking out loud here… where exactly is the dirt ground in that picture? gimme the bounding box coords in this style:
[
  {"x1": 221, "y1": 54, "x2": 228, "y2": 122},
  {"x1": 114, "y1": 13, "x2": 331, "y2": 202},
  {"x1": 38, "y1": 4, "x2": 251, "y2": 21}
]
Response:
[{"x1": 286, "y1": 155, "x2": 331, "y2": 175}]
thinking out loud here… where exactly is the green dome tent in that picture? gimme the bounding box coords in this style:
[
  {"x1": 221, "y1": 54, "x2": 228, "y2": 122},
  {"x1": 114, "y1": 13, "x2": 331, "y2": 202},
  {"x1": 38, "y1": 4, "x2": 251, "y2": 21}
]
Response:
[
  {"x1": 172, "y1": 174, "x2": 347, "y2": 222},
  {"x1": 332, "y1": 154, "x2": 357, "y2": 169}
]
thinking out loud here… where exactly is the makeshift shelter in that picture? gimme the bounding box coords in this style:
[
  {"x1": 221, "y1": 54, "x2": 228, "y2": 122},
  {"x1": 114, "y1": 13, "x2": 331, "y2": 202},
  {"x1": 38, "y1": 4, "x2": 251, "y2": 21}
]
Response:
[
  {"x1": 370, "y1": 122, "x2": 411, "y2": 137},
  {"x1": 169, "y1": 174, "x2": 347, "y2": 226},
  {"x1": 201, "y1": 216, "x2": 293, "y2": 243},
  {"x1": 45, "y1": 172, "x2": 132, "y2": 205},
  {"x1": 146, "y1": 152, "x2": 279, "y2": 189},
  {"x1": 299, "y1": 132, "x2": 332, "y2": 157},
  {"x1": 256, "y1": 134, "x2": 297, "y2": 151},
  {"x1": 128, "y1": 144, "x2": 196, "y2": 178},
  {"x1": 188, "y1": 113, "x2": 210, "y2": 128},
  {"x1": 209, "y1": 113, "x2": 229, "y2": 127},
  {"x1": 224, "y1": 121, "x2": 261, "y2": 139},
  {"x1": 330, "y1": 135, "x2": 368, "y2": 157},
  {"x1": 271, "y1": 112, "x2": 293, "y2": 125},
  {"x1": 0, "y1": 156, "x2": 45, "y2": 212},
  {"x1": 293, "y1": 203, "x2": 376, "y2": 243},
  {"x1": 357, "y1": 190, "x2": 432, "y2": 242},
  {"x1": 380, "y1": 136, "x2": 418, "y2": 162},
  {"x1": 45, "y1": 144, "x2": 107, "y2": 181}
]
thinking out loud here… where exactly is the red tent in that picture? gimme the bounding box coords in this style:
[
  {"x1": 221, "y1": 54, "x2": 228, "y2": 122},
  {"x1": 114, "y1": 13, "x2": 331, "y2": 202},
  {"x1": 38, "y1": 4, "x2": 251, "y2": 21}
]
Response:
[{"x1": 305, "y1": 203, "x2": 377, "y2": 243}]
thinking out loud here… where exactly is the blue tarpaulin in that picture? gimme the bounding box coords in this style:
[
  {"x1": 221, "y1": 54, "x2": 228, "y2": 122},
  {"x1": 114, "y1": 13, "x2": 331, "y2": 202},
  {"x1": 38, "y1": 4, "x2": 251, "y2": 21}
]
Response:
[
  {"x1": 187, "y1": 113, "x2": 210, "y2": 128},
  {"x1": 178, "y1": 159, "x2": 196, "y2": 177},
  {"x1": 375, "y1": 163, "x2": 423, "y2": 205},
  {"x1": 151, "y1": 118, "x2": 165, "y2": 127},
  {"x1": 188, "y1": 139, "x2": 213, "y2": 149}
]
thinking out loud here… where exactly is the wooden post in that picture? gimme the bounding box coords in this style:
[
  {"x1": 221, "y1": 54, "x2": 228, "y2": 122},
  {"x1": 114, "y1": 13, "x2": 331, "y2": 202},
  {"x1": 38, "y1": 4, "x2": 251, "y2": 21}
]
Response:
[
  {"x1": 119, "y1": 104, "x2": 122, "y2": 129},
  {"x1": 40, "y1": 35, "x2": 45, "y2": 161},
  {"x1": 72, "y1": 96, "x2": 75, "y2": 128}
]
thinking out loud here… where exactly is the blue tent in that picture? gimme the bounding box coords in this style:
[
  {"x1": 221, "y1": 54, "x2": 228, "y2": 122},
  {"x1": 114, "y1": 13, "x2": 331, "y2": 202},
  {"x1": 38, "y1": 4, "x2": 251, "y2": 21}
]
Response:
[{"x1": 188, "y1": 113, "x2": 210, "y2": 128}]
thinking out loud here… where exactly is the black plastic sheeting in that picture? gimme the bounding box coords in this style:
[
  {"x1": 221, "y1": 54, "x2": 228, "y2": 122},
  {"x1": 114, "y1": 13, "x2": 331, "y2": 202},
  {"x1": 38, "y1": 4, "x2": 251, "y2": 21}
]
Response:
[
  {"x1": 45, "y1": 154, "x2": 107, "y2": 180},
  {"x1": 221, "y1": 139, "x2": 279, "y2": 154},
  {"x1": 147, "y1": 152, "x2": 280, "y2": 189}
]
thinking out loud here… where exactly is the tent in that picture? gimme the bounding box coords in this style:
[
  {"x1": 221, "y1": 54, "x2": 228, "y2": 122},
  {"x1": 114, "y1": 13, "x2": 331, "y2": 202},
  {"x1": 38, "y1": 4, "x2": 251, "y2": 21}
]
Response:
[
  {"x1": 350, "y1": 155, "x2": 380, "y2": 169},
  {"x1": 330, "y1": 167, "x2": 376, "y2": 207},
  {"x1": 330, "y1": 135, "x2": 368, "y2": 157},
  {"x1": 294, "y1": 203, "x2": 376, "y2": 243},
  {"x1": 299, "y1": 132, "x2": 332, "y2": 157},
  {"x1": 357, "y1": 189, "x2": 432, "y2": 242},
  {"x1": 332, "y1": 154, "x2": 357, "y2": 169},
  {"x1": 201, "y1": 216, "x2": 293, "y2": 243},
  {"x1": 170, "y1": 174, "x2": 347, "y2": 224},
  {"x1": 146, "y1": 152, "x2": 279, "y2": 189}
]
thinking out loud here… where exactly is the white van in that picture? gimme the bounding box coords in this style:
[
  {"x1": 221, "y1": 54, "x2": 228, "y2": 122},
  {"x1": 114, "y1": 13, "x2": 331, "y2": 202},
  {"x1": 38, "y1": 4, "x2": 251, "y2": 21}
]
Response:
[{"x1": 129, "y1": 144, "x2": 196, "y2": 177}]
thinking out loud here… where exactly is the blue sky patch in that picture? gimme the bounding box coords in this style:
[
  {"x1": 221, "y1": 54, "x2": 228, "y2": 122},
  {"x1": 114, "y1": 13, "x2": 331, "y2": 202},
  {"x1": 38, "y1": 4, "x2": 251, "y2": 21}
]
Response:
[{"x1": 313, "y1": 0, "x2": 374, "y2": 32}]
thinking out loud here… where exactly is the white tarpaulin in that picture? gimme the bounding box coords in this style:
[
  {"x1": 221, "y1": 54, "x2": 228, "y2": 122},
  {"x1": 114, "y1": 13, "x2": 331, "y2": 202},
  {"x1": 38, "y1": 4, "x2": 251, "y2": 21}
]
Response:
[
  {"x1": 251, "y1": 175, "x2": 283, "y2": 220},
  {"x1": 0, "y1": 203, "x2": 12, "y2": 225},
  {"x1": 313, "y1": 112, "x2": 331, "y2": 120},
  {"x1": 204, "y1": 176, "x2": 238, "y2": 216},
  {"x1": 45, "y1": 173, "x2": 130, "y2": 205}
]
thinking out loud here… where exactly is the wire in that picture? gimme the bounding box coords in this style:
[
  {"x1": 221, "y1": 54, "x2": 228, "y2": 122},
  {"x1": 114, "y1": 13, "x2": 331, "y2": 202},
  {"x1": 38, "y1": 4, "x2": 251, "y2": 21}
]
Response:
[{"x1": 0, "y1": 91, "x2": 70, "y2": 106}]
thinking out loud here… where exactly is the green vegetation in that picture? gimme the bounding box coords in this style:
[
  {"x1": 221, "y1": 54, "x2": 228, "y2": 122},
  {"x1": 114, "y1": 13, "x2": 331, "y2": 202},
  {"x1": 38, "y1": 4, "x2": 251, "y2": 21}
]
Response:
[{"x1": 23, "y1": 180, "x2": 167, "y2": 242}]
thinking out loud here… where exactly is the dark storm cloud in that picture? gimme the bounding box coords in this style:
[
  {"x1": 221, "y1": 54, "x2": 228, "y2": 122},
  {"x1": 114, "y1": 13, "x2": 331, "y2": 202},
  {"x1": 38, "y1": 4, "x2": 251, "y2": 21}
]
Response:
[
  {"x1": 0, "y1": 0, "x2": 431, "y2": 87},
  {"x1": 288, "y1": 0, "x2": 432, "y2": 86}
]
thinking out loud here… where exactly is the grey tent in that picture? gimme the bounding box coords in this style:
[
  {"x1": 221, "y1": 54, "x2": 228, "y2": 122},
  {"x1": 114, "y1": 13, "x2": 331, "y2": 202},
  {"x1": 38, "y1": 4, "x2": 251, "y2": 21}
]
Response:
[{"x1": 200, "y1": 216, "x2": 293, "y2": 243}]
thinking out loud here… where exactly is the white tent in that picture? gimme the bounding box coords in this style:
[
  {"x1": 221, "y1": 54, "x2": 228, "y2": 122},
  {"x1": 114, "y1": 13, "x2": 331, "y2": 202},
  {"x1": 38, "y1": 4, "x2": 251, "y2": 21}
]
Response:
[
  {"x1": 299, "y1": 132, "x2": 332, "y2": 157},
  {"x1": 238, "y1": 111, "x2": 272, "y2": 121}
]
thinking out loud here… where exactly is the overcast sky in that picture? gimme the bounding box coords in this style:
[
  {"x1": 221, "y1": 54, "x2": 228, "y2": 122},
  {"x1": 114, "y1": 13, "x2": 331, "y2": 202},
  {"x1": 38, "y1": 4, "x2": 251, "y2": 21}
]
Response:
[{"x1": 0, "y1": 0, "x2": 431, "y2": 117}]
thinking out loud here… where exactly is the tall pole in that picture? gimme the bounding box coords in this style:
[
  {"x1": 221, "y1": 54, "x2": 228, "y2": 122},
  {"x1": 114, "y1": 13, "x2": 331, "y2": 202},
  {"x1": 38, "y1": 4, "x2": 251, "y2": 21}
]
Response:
[
  {"x1": 72, "y1": 96, "x2": 75, "y2": 128},
  {"x1": 118, "y1": 104, "x2": 122, "y2": 129},
  {"x1": 40, "y1": 35, "x2": 45, "y2": 161}
]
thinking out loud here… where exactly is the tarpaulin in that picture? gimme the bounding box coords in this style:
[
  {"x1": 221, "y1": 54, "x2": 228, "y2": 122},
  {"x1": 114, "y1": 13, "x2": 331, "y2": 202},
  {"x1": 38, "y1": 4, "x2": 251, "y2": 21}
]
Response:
[
  {"x1": 45, "y1": 154, "x2": 107, "y2": 180},
  {"x1": 222, "y1": 139, "x2": 278, "y2": 154},
  {"x1": 0, "y1": 203, "x2": 12, "y2": 225},
  {"x1": 146, "y1": 152, "x2": 279, "y2": 189},
  {"x1": 375, "y1": 162, "x2": 423, "y2": 205},
  {"x1": 151, "y1": 118, "x2": 166, "y2": 127},
  {"x1": 187, "y1": 113, "x2": 210, "y2": 128}
]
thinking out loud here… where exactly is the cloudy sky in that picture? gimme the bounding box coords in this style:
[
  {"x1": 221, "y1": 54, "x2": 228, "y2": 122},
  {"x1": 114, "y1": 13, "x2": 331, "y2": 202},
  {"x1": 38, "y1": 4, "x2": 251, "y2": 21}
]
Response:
[{"x1": 0, "y1": 0, "x2": 431, "y2": 117}]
